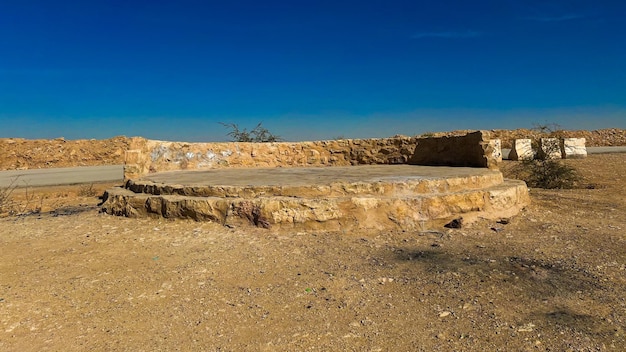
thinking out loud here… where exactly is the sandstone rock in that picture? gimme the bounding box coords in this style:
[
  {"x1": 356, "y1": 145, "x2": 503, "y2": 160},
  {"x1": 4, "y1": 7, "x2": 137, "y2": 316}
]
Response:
[
  {"x1": 509, "y1": 139, "x2": 534, "y2": 161},
  {"x1": 561, "y1": 138, "x2": 587, "y2": 159},
  {"x1": 409, "y1": 131, "x2": 500, "y2": 169},
  {"x1": 538, "y1": 138, "x2": 561, "y2": 160},
  {"x1": 485, "y1": 139, "x2": 502, "y2": 166},
  {"x1": 101, "y1": 167, "x2": 530, "y2": 232}
]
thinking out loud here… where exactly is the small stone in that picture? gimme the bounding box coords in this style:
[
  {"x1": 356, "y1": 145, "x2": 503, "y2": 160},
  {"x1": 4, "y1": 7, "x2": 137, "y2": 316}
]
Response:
[
  {"x1": 517, "y1": 323, "x2": 535, "y2": 332},
  {"x1": 439, "y1": 311, "x2": 451, "y2": 317},
  {"x1": 444, "y1": 218, "x2": 463, "y2": 229}
]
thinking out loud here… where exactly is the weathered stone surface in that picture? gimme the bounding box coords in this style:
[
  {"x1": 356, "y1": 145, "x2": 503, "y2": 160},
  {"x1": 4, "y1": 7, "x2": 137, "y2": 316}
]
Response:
[
  {"x1": 509, "y1": 139, "x2": 534, "y2": 161},
  {"x1": 104, "y1": 132, "x2": 530, "y2": 230},
  {"x1": 408, "y1": 131, "x2": 500, "y2": 169},
  {"x1": 561, "y1": 138, "x2": 587, "y2": 159},
  {"x1": 123, "y1": 131, "x2": 503, "y2": 179},
  {"x1": 126, "y1": 165, "x2": 504, "y2": 198},
  {"x1": 538, "y1": 138, "x2": 561, "y2": 160},
  {"x1": 124, "y1": 137, "x2": 419, "y2": 180},
  {"x1": 101, "y1": 165, "x2": 529, "y2": 231},
  {"x1": 487, "y1": 139, "x2": 503, "y2": 164},
  {"x1": 101, "y1": 179, "x2": 528, "y2": 231}
]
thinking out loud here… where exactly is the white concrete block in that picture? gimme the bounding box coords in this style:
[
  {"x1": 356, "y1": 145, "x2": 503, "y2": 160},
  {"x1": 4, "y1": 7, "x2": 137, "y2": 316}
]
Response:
[
  {"x1": 538, "y1": 138, "x2": 561, "y2": 160},
  {"x1": 509, "y1": 139, "x2": 534, "y2": 161},
  {"x1": 561, "y1": 138, "x2": 587, "y2": 159}
]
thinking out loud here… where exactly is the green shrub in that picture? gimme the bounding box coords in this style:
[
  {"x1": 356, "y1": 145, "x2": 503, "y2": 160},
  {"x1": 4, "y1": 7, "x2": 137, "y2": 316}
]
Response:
[{"x1": 514, "y1": 159, "x2": 582, "y2": 189}]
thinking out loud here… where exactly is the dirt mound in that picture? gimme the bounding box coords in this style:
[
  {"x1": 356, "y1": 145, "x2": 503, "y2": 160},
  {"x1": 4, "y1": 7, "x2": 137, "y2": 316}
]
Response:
[
  {"x1": 430, "y1": 128, "x2": 626, "y2": 148},
  {"x1": 0, "y1": 136, "x2": 130, "y2": 171}
]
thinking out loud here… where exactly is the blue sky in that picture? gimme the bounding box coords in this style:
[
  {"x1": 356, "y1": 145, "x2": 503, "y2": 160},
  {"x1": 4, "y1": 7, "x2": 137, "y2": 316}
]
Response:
[{"x1": 1, "y1": 0, "x2": 624, "y2": 141}]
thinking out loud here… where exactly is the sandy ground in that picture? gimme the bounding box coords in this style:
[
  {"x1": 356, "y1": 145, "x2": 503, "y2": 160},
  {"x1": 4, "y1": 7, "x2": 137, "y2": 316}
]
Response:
[{"x1": 1, "y1": 154, "x2": 625, "y2": 351}]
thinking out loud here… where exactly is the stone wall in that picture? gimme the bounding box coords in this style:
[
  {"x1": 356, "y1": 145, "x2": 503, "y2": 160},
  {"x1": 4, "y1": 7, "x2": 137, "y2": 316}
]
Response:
[
  {"x1": 407, "y1": 131, "x2": 501, "y2": 169},
  {"x1": 124, "y1": 131, "x2": 501, "y2": 180},
  {"x1": 124, "y1": 137, "x2": 418, "y2": 180}
]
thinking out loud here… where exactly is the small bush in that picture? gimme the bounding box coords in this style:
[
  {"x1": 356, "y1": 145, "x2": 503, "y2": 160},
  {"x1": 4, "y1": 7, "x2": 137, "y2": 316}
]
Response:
[
  {"x1": 220, "y1": 122, "x2": 282, "y2": 143},
  {"x1": 0, "y1": 178, "x2": 18, "y2": 214},
  {"x1": 0, "y1": 178, "x2": 42, "y2": 216},
  {"x1": 506, "y1": 121, "x2": 582, "y2": 189},
  {"x1": 514, "y1": 159, "x2": 582, "y2": 189},
  {"x1": 78, "y1": 183, "x2": 98, "y2": 197}
]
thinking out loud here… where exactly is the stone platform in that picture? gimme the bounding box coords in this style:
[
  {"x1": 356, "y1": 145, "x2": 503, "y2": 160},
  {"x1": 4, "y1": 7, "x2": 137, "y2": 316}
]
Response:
[{"x1": 101, "y1": 165, "x2": 529, "y2": 231}]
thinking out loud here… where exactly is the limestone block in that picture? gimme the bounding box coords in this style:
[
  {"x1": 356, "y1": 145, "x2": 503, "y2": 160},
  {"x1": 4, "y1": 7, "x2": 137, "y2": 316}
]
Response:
[
  {"x1": 410, "y1": 130, "x2": 495, "y2": 168},
  {"x1": 487, "y1": 139, "x2": 502, "y2": 165},
  {"x1": 538, "y1": 138, "x2": 561, "y2": 160},
  {"x1": 124, "y1": 150, "x2": 142, "y2": 164},
  {"x1": 561, "y1": 138, "x2": 587, "y2": 159},
  {"x1": 509, "y1": 139, "x2": 534, "y2": 161}
]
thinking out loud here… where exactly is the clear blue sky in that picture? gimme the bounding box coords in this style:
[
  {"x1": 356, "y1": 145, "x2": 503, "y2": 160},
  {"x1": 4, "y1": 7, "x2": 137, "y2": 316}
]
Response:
[{"x1": 1, "y1": 0, "x2": 624, "y2": 141}]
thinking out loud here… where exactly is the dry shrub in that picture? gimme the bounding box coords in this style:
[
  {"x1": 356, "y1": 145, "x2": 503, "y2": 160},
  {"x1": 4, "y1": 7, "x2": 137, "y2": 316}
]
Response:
[
  {"x1": 513, "y1": 159, "x2": 582, "y2": 189},
  {"x1": 0, "y1": 178, "x2": 42, "y2": 216},
  {"x1": 0, "y1": 178, "x2": 18, "y2": 214},
  {"x1": 78, "y1": 183, "x2": 98, "y2": 197},
  {"x1": 220, "y1": 122, "x2": 282, "y2": 143}
]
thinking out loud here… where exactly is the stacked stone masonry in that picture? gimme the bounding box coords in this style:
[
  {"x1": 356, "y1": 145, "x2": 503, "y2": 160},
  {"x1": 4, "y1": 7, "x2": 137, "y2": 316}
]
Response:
[
  {"x1": 102, "y1": 130, "x2": 530, "y2": 230},
  {"x1": 124, "y1": 131, "x2": 501, "y2": 180}
]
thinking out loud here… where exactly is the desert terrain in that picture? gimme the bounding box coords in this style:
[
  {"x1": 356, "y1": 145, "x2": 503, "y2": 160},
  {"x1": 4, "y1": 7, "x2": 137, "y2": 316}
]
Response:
[
  {"x1": 0, "y1": 133, "x2": 625, "y2": 351},
  {"x1": 1, "y1": 128, "x2": 625, "y2": 171}
]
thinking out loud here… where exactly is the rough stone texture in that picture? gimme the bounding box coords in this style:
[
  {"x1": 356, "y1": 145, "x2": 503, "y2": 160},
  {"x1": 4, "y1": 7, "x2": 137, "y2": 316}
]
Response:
[
  {"x1": 125, "y1": 165, "x2": 505, "y2": 198},
  {"x1": 538, "y1": 138, "x2": 561, "y2": 160},
  {"x1": 123, "y1": 136, "x2": 418, "y2": 180},
  {"x1": 433, "y1": 128, "x2": 626, "y2": 148},
  {"x1": 123, "y1": 132, "x2": 502, "y2": 180},
  {"x1": 101, "y1": 165, "x2": 529, "y2": 231},
  {"x1": 1, "y1": 129, "x2": 624, "y2": 171},
  {"x1": 508, "y1": 139, "x2": 534, "y2": 161},
  {"x1": 408, "y1": 131, "x2": 500, "y2": 169},
  {"x1": 103, "y1": 131, "x2": 526, "y2": 230},
  {"x1": 561, "y1": 138, "x2": 587, "y2": 159},
  {"x1": 488, "y1": 139, "x2": 503, "y2": 164},
  {"x1": 101, "y1": 180, "x2": 529, "y2": 231}
]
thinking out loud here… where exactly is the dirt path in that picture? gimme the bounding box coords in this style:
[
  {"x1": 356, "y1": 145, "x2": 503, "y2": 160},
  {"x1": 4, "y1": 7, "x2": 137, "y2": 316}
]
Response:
[{"x1": 1, "y1": 154, "x2": 625, "y2": 351}]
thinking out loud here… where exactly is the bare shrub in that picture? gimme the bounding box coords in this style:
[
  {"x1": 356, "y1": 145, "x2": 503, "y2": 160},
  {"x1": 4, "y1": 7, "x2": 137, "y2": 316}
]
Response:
[
  {"x1": 0, "y1": 178, "x2": 42, "y2": 216},
  {"x1": 78, "y1": 183, "x2": 98, "y2": 197},
  {"x1": 220, "y1": 122, "x2": 282, "y2": 143},
  {"x1": 0, "y1": 177, "x2": 18, "y2": 215}
]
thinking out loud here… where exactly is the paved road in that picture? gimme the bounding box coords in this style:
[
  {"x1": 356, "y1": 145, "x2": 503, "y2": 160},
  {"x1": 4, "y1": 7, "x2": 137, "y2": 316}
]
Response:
[{"x1": 0, "y1": 165, "x2": 123, "y2": 188}]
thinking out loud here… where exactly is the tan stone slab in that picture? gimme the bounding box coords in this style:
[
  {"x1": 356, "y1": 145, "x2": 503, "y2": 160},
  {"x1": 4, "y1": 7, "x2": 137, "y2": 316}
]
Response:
[
  {"x1": 139, "y1": 164, "x2": 500, "y2": 187},
  {"x1": 102, "y1": 164, "x2": 529, "y2": 231}
]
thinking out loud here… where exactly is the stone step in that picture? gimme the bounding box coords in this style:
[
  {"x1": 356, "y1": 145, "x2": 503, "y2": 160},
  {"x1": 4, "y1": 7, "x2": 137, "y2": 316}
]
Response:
[
  {"x1": 125, "y1": 165, "x2": 504, "y2": 198},
  {"x1": 101, "y1": 179, "x2": 528, "y2": 231}
]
